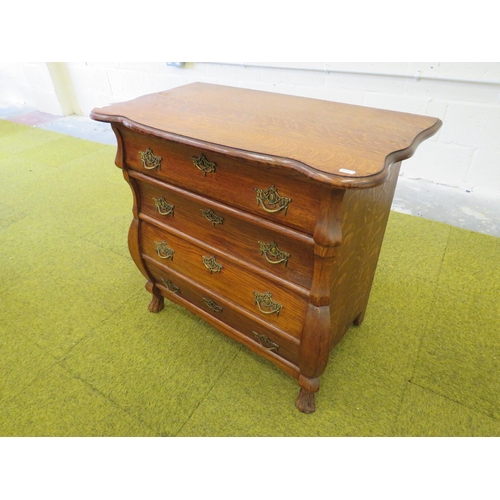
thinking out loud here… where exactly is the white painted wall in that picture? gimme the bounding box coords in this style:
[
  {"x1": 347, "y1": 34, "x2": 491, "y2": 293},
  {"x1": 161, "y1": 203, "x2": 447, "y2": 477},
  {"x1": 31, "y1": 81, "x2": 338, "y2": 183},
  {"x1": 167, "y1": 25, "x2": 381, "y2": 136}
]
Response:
[
  {"x1": 0, "y1": 62, "x2": 66, "y2": 115},
  {"x1": 1, "y1": 62, "x2": 500, "y2": 194}
]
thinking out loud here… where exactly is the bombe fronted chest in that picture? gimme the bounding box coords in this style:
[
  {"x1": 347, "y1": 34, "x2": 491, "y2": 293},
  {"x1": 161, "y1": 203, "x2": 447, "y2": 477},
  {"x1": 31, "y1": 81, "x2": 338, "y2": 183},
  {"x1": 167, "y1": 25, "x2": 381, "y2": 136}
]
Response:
[{"x1": 91, "y1": 82, "x2": 441, "y2": 413}]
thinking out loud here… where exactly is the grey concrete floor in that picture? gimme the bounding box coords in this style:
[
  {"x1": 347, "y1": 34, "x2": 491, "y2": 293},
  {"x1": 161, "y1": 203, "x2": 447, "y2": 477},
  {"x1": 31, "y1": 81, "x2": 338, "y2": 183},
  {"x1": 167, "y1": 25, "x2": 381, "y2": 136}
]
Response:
[
  {"x1": 1, "y1": 105, "x2": 499, "y2": 238},
  {"x1": 392, "y1": 176, "x2": 500, "y2": 237}
]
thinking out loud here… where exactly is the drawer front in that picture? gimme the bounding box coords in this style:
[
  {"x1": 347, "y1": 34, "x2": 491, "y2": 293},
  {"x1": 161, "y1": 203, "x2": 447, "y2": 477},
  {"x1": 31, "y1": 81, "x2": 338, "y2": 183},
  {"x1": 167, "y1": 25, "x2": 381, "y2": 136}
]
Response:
[
  {"x1": 120, "y1": 127, "x2": 321, "y2": 234},
  {"x1": 134, "y1": 175, "x2": 314, "y2": 289},
  {"x1": 146, "y1": 261, "x2": 300, "y2": 366},
  {"x1": 140, "y1": 220, "x2": 308, "y2": 338}
]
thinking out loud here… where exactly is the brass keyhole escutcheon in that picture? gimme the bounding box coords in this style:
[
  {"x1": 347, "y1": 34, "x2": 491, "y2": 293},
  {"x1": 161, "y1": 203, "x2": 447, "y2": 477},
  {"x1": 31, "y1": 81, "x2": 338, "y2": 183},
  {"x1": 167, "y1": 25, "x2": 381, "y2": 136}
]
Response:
[
  {"x1": 191, "y1": 153, "x2": 216, "y2": 176},
  {"x1": 161, "y1": 278, "x2": 180, "y2": 294},
  {"x1": 203, "y1": 297, "x2": 223, "y2": 313},
  {"x1": 201, "y1": 208, "x2": 224, "y2": 226},
  {"x1": 140, "y1": 148, "x2": 162, "y2": 170},
  {"x1": 252, "y1": 331, "x2": 280, "y2": 352}
]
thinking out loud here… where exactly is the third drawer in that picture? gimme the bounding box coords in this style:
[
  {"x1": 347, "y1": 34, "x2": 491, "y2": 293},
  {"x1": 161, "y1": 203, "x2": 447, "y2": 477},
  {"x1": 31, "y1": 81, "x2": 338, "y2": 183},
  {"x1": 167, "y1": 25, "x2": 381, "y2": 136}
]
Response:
[{"x1": 140, "y1": 219, "x2": 309, "y2": 339}]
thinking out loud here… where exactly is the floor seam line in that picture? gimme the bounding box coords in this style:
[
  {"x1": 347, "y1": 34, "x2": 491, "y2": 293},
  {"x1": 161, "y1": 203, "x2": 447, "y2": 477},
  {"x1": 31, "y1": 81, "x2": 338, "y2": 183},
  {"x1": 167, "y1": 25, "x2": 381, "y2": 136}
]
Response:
[
  {"x1": 389, "y1": 225, "x2": 454, "y2": 435},
  {"x1": 408, "y1": 379, "x2": 500, "y2": 421},
  {"x1": 56, "y1": 361, "x2": 161, "y2": 436},
  {"x1": 174, "y1": 348, "x2": 242, "y2": 436}
]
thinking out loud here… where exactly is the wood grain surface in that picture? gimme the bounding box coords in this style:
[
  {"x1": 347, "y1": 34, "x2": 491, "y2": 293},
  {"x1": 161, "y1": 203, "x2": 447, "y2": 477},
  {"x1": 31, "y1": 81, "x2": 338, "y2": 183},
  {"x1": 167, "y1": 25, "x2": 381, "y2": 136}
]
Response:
[
  {"x1": 140, "y1": 220, "x2": 308, "y2": 338},
  {"x1": 132, "y1": 172, "x2": 315, "y2": 288},
  {"x1": 91, "y1": 83, "x2": 442, "y2": 413},
  {"x1": 119, "y1": 125, "x2": 324, "y2": 233},
  {"x1": 91, "y1": 82, "x2": 442, "y2": 188}
]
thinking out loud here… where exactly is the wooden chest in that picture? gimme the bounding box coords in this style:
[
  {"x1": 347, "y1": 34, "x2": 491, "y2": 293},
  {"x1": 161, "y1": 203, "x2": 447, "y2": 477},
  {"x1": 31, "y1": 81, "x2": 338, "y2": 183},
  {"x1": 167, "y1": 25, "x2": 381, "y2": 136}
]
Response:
[{"x1": 91, "y1": 83, "x2": 441, "y2": 412}]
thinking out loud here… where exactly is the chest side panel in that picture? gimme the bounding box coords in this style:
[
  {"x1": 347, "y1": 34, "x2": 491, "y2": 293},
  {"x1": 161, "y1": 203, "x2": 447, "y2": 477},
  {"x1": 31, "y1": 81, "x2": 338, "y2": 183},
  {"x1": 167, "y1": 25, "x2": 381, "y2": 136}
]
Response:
[{"x1": 329, "y1": 162, "x2": 402, "y2": 347}]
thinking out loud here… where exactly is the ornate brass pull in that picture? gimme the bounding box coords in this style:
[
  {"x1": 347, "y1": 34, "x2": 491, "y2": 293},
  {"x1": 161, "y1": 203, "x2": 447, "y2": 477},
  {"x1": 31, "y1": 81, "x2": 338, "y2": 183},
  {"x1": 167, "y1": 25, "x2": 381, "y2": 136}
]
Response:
[
  {"x1": 258, "y1": 241, "x2": 290, "y2": 267},
  {"x1": 253, "y1": 291, "x2": 283, "y2": 316},
  {"x1": 153, "y1": 197, "x2": 174, "y2": 216},
  {"x1": 202, "y1": 255, "x2": 223, "y2": 273},
  {"x1": 252, "y1": 331, "x2": 280, "y2": 352},
  {"x1": 161, "y1": 278, "x2": 180, "y2": 294},
  {"x1": 191, "y1": 153, "x2": 216, "y2": 176},
  {"x1": 201, "y1": 208, "x2": 224, "y2": 226},
  {"x1": 255, "y1": 185, "x2": 291, "y2": 215},
  {"x1": 140, "y1": 148, "x2": 162, "y2": 170},
  {"x1": 202, "y1": 297, "x2": 223, "y2": 313},
  {"x1": 155, "y1": 241, "x2": 174, "y2": 260}
]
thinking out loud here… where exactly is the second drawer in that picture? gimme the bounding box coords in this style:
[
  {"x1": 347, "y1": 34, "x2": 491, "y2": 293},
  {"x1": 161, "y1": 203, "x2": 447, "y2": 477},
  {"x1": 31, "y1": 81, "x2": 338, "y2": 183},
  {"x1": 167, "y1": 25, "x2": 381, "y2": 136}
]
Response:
[{"x1": 133, "y1": 174, "x2": 315, "y2": 289}]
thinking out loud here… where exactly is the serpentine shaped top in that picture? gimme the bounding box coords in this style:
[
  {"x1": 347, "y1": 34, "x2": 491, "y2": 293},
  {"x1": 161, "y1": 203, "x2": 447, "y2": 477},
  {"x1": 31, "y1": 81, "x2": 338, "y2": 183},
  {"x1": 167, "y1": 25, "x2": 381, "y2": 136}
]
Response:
[{"x1": 91, "y1": 82, "x2": 441, "y2": 188}]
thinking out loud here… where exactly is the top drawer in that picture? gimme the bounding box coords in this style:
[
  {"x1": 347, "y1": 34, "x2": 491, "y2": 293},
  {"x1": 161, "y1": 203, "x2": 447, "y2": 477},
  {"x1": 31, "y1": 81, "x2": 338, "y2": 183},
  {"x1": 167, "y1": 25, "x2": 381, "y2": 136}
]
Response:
[{"x1": 119, "y1": 127, "x2": 322, "y2": 235}]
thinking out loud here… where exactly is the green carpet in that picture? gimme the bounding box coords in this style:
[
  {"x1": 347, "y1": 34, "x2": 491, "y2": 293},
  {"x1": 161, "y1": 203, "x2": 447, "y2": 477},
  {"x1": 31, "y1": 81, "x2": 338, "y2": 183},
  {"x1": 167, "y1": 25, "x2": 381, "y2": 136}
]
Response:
[{"x1": 1, "y1": 119, "x2": 499, "y2": 437}]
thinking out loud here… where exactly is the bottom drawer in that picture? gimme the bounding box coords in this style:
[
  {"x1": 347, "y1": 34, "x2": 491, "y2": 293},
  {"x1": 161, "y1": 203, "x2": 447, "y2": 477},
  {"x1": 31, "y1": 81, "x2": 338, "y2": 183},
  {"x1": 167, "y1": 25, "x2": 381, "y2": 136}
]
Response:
[{"x1": 145, "y1": 257, "x2": 300, "y2": 366}]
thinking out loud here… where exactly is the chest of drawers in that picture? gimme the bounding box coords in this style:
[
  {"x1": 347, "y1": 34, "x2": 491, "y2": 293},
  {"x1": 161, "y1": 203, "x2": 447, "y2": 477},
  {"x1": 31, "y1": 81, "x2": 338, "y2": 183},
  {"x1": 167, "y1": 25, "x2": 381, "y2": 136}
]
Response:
[{"x1": 91, "y1": 82, "x2": 441, "y2": 413}]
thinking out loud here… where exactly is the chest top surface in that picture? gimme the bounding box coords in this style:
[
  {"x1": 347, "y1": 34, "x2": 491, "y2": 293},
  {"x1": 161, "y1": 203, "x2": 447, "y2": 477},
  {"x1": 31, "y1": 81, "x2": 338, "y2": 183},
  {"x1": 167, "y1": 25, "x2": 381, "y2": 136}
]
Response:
[{"x1": 91, "y1": 82, "x2": 441, "y2": 187}]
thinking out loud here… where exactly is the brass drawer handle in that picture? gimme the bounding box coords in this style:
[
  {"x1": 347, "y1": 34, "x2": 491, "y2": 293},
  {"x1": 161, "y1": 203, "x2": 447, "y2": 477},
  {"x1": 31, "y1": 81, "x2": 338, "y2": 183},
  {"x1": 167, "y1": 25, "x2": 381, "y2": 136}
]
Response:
[
  {"x1": 255, "y1": 185, "x2": 291, "y2": 215},
  {"x1": 252, "y1": 331, "x2": 280, "y2": 352},
  {"x1": 153, "y1": 197, "x2": 174, "y2": 216},
  {"x1": 155, "y1": 241, "x2": 174, "y2": 260},
  {"x1": 202, "y1": 255, "x2": 223, "y2": 273},
  {"x1": 201, "y1": 208, "x2": 224, "y2": 226},
  {"x1": 253, "y1": 291, "x2": 283, "y2": 316},
  {"x1": 202, "y1": 297, "x2": 223, "y2": 313},
  {"x1": 258, "y1": 241, "x2": 290, "y2": 267},
  {"x1": 191, "y1": 153, "x2": 216, "y2": 176},
  {"x1": 161, "y1": 278, "x2": 180, "y2": 294},
  {"x1": 140, "y1": 148, "x2": 162, "y2": 170}
]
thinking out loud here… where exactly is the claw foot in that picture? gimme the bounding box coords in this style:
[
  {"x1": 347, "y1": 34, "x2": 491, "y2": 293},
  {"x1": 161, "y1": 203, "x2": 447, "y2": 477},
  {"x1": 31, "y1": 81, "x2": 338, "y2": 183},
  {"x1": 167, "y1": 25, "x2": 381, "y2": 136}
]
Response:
[
  {"x1": 295, "y1": 387, "x2": 316, "y2": 414},
  {"x1": 148, "y1": 293, "x2": 164, "y2": 313},
  {"x1": 146, "y1": 281, "x2": 164, "y2": 313}
]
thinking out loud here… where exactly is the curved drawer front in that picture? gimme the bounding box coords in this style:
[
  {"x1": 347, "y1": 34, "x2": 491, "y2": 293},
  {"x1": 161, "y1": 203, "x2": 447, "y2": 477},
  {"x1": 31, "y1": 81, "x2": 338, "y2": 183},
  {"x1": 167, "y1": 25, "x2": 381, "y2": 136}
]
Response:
[
  {"x1": 134, "y1": 175, "x2": 315, "y2": 289},
  {"x1": 140, "y1": 220, "x2": 308, "y2": 338},
  {"x1": 145, "y1": 261, "x2": 300, "y2": 366},
  {"x1": 120, "y1": 127, "x2": 321, "y2": 234}
]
